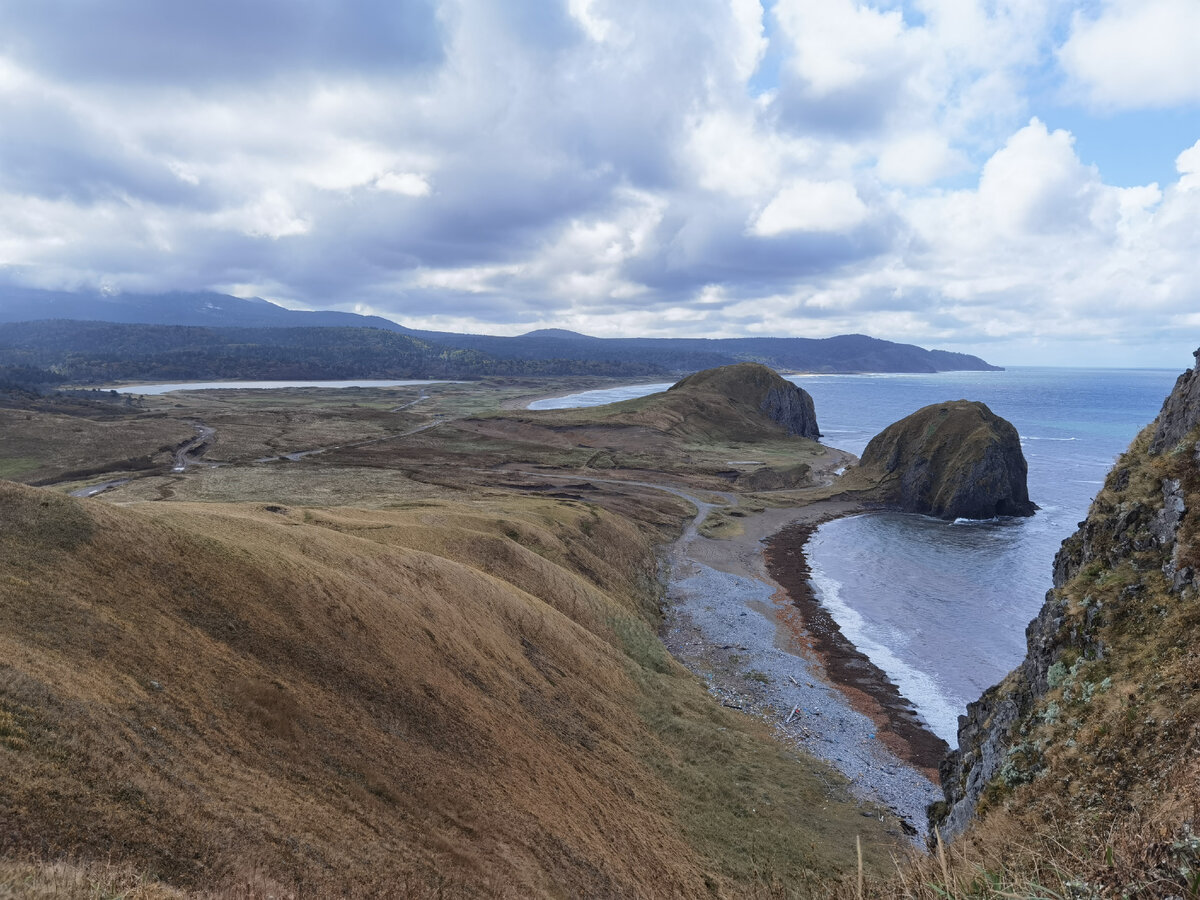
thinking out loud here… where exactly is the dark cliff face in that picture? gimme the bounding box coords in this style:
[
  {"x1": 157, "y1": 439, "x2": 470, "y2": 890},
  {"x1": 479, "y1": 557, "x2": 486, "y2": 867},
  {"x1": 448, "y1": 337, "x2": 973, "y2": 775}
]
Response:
[
  {"x1": 855, "y1": 400, "x2": 1035, "y2": 520},
  {"x1": 1150, "y1": 349, "x2": 1200, "y2": 455},
  {"x1": 759, "y1": 383, "x2": 820, "y2": 439},
  {"x1": 932, "y1": 350, "x2": 1200, "y2": 844},
  {"x1": 668, "y1": 362, "x2": 820, "y2": 439}
]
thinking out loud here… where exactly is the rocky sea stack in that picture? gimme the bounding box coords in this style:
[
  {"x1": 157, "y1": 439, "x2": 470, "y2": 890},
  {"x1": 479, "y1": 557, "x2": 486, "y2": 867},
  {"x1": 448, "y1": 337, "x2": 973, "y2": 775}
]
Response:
[
  {"x1": 855, "y1": 400, "x2": 1035, "y2": 520},
  {"x1": 667, "y1": 362, "x2": 820, "y2": 439}
]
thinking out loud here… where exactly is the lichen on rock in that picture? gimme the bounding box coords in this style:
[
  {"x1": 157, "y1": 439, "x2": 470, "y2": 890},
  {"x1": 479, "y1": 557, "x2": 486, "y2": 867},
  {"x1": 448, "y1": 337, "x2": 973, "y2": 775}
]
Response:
[{"x1": 931, "y1": 347, "x2": 1200, "y2": 847}]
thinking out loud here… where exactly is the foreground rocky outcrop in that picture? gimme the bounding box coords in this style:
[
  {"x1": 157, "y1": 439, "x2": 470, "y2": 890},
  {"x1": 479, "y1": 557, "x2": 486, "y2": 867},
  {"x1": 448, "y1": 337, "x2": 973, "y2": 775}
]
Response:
[
  {"x1": 932, "y1": 351, "x2": 1200, "y2": 884},
  {"x1": 666, "y1": 362, "x2": 820, "y2": 439},
  {"x1": 853, "y1": 400, "x2": 1035, "y2": 520}
]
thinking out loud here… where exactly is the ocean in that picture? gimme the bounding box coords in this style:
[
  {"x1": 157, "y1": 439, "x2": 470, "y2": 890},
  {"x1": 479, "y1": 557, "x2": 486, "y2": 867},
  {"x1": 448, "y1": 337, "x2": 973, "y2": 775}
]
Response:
[{"x1": 532, "y1": 366, "x2": 1183, "y2": 744}]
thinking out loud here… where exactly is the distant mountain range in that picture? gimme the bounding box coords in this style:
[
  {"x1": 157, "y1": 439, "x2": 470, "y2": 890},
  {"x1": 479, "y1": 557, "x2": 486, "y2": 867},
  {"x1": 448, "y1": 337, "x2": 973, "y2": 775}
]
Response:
[{"x1": 0, "y1": 288, "x2": 1000, "y2": 380}]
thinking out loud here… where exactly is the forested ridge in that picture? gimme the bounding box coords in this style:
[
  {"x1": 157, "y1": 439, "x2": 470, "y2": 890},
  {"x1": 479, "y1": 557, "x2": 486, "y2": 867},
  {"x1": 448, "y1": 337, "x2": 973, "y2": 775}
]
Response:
[{"x1": 0, "y1": 321, "x2": 666, "y2": 382}]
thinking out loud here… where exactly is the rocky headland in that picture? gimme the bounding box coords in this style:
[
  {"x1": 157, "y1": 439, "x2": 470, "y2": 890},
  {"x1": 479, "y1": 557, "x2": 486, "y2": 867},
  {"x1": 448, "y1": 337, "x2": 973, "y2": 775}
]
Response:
[
  {"x1": 850, "y1": 399, "x2": 1036, "y2": 520},
  {"x1": 666, "y1": 362, "x2": 821, "y2": 439}
]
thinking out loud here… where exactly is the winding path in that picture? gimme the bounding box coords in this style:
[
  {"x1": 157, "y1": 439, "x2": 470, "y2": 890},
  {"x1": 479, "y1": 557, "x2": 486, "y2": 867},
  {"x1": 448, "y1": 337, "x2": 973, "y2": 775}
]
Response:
[
  {"x1": 522, "y1": 469, "x2": 938, "y2": 839},
  {"x1": 173, "y1": 421, "x2": 216, "y2": 471}
]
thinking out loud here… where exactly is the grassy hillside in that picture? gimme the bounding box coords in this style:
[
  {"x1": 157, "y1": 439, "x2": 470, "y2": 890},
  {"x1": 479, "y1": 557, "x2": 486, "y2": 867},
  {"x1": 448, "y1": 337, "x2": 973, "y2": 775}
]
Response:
[{"x1": 0, "y1": 481, "x2": 904, "y2": 897}]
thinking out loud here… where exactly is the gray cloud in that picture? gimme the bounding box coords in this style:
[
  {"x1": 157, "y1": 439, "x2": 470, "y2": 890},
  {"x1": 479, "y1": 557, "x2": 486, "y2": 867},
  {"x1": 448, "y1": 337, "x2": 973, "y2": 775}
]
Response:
[
  {"x1": 0, "y1": 0, "x2": 1197, "y2": 366},
  {"x1": 0, "y1": 1, "x2": 444, "y2": 85}
]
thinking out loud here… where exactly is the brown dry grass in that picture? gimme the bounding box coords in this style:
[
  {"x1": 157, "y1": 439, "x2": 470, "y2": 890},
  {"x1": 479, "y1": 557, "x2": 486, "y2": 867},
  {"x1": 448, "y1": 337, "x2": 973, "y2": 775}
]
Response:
[
  {"x1": 0, "y1": 407, "x2": 194, "y2": 486},
  {"x1": 0, "y1": 480, "x2": 904, "y2": 897}
]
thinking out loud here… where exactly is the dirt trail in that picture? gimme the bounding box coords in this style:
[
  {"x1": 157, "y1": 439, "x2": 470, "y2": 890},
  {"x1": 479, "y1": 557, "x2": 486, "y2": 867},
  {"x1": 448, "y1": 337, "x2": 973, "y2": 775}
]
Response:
[
  {"x1": 524, "y1": 465, "x2": 940, "y2": 836},
  {"x1": 173, "y1": 421, "x2": 216, "y2": 471}
]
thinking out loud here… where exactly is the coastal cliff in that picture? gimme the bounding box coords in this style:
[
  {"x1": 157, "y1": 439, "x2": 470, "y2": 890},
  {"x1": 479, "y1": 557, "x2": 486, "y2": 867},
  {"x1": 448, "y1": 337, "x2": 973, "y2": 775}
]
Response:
[
  {"x1": 852, "y1": 400, "x2": 1035, "y2": 520},
  {"x1": 932, "y1": 351, "x2": 1200, "y2": 882},
  {"x1": 667, "y1": 362, "x2": 820, "y2": 439}
]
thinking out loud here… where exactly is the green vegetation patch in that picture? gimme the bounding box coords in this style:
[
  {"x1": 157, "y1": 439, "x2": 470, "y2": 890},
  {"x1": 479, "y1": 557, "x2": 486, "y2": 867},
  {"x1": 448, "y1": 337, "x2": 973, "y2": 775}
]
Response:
[{"x1": 0, "y1": 458, "x2": 41, "y2": 479}]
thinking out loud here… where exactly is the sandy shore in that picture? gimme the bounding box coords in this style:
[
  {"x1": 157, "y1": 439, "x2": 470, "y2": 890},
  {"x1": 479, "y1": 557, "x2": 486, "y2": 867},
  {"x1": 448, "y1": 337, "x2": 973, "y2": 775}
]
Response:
[{"x1": 659, "y1": 495, "x2": 942, "y2": 839}]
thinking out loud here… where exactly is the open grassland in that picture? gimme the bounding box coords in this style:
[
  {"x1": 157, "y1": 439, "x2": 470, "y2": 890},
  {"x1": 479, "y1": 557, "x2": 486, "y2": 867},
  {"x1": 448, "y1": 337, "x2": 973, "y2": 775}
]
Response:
[
  {"x1": 0, "y1": 480, "x2": 906, "y2": 897},
  {"x1": 0, "y1": 406, "x2": 195, "y2": 486},
  {"x1": 328, "y1": 414, "x2": 841, "y2": 496},
  {"x1": 3, "y1": 377, "x2": 649, "y2": 490}
]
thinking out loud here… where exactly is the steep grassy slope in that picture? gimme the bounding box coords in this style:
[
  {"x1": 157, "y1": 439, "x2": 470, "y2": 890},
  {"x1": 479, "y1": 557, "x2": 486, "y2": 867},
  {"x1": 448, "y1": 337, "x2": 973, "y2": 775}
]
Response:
[{"x1": 0, "y1": 482, "x2": 903, "y2": 897}]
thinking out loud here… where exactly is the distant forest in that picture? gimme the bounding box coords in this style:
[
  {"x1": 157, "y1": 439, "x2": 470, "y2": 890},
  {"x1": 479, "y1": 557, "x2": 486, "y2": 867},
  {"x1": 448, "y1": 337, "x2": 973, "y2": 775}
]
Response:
[
  {"x1": 0, "y1": 321, "x2": 665, "y2": 384},
  {"x1": 0, "y1": 318, "x2": 1000, "y2": 387}
]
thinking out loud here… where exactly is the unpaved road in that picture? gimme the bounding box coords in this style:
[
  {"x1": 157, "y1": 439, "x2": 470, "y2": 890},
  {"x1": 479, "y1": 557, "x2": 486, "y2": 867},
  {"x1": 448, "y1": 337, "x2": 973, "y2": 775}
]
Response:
[{"x1": 173, "y1": 422, "x2": 216, "y2": 471}]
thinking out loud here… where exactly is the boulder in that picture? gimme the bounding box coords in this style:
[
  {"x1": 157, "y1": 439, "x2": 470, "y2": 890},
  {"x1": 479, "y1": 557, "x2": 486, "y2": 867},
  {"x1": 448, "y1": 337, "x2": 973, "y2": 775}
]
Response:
[{"x1": 1149, "y1": 348, "x2": 1200, "y2": 455}]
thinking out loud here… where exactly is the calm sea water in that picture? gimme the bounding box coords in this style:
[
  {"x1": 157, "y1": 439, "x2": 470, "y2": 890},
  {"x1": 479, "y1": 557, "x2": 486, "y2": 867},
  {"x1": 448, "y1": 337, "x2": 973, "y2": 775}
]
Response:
[
  {"x1": 796, "y1": 368, "x2": 1181, "y2": 742},
  {"x1": 533, "y1": 367, "x2": 1183, "y2": 743},
  {"x1": 528, "y1": 382, "x2": 675, "y2": 409}
]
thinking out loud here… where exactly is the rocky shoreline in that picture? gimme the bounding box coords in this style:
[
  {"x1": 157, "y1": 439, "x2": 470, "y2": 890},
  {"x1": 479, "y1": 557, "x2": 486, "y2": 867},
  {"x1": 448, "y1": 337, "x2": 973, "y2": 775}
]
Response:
[
  {"x1": 763, "y1": 520, "x2": 950, "y2": 779},
  {"x1": 659, "y1": 497, "x2": 943, "y2": 840}
]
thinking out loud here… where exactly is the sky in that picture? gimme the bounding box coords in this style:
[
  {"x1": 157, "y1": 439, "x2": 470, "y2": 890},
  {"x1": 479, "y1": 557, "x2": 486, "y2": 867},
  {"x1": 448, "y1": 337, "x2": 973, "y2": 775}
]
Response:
[{"x1": 1, "y1": 1, "x2": 1199, "y2": 367}]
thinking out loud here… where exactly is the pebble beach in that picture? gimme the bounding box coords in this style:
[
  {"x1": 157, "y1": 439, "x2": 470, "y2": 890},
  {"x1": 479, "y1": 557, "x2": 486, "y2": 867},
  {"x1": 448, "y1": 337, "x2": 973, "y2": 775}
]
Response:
[{"x1": 659, "y1": 498, "x2": 942, "y2": 840}]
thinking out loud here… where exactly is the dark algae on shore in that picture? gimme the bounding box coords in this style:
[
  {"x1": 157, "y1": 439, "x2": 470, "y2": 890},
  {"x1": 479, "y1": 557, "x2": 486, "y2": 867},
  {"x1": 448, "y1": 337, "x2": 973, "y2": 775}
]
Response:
[{"x1": 765, "y1": 520, "x2": 950, "y2": 781}]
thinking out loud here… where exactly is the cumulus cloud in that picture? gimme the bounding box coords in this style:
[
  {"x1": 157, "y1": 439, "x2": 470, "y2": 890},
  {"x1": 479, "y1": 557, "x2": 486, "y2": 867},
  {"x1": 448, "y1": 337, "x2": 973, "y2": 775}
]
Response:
[
  {"x1": 751, "y1": 180, "x2": 869, "y2": 235},
  {"x1": 1060, "y1": 0, "x2": 1200, "y2": 109},
  {"x1": 0, "y1": 0, "x2": 1199, "y2": 364}
]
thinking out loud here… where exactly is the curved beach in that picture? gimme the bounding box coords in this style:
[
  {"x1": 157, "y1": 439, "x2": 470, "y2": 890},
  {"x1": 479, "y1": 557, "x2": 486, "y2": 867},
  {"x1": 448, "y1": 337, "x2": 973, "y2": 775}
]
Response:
[{"x1": 660, "y1": 497, "x2": 944, "y2": 837}]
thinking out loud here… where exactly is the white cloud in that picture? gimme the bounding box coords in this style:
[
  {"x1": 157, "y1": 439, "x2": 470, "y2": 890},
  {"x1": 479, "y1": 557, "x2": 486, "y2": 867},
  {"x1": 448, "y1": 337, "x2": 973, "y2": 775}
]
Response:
[
  {"x1": 728, "y1": 0, "x2": 768, "y2": 82},
  {"x1": 977, "y1": 118, "x2": 1100, "y2": 236},
  {"x1": 1177, "y1": 140, "x2": 1200, "y2": 191},
  {"x1": 752, "y1": 180, "x2": 869, "y2": 235},
  {"x1": 568, "y1": 0, "x2": 615, "y2": 42},
  {"x1": 875, "y1": 131, "x2": 964, "y2": 185},
  {"x1": 374, "y1": 172, "x2": 432, "y2": 196},
  {"x1": 775, "y1": 0, "x2": 911, "y2": 97},
  {"x1": 1, "y1": 0, "x2": 1200, "y2": 365},
  {"x1": 1060, "y1": 0, "x2": 1200, "y2": 109}
]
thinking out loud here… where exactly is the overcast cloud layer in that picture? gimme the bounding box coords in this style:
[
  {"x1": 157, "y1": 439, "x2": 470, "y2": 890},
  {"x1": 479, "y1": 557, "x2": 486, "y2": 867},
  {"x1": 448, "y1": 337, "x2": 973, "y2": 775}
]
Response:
[{"x1": 1, "y1": 0, "x2": 1198, "y2": 365}]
